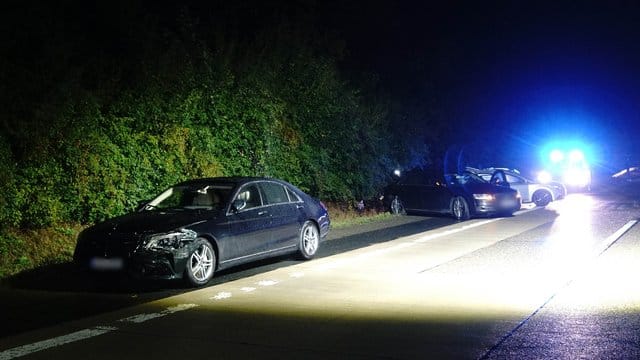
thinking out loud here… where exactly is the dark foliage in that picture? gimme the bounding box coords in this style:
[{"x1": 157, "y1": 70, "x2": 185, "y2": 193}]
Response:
[{"x1": 0, "y1": 0, "x2": 443, "y2": 231}]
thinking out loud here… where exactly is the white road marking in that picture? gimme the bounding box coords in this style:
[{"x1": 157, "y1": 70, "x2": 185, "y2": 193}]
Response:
[
  {"x1": 240, "y1": 287, "x2": 256, "y2": 292},
  {"x1": 413, "y1": 219, "x2": 497, "y2": 243},
  {"x1": 316, "y1": 218, "x2": 501, "y2": 272},
  {"x1": 593, "y1": 219, "x2": 638, "y2": 256},
  {"x1": 119, "y1": 303, "x2": 198, "y2": 323},
  {"x1": 0, "y1": 304, "x2": 199, "y2": 359},
  {"x1": 257, "y1": 280, "x2": 278, "y2": 286},
  {"x1": 211, "y1": 292, "x2": 233, "y2": 300},
  {"x1": 289, "y1": 272, "x2": 305, "y2": 278},
  {"x1": 0, "y1": 326, "x2": 117, "y2": 360}
]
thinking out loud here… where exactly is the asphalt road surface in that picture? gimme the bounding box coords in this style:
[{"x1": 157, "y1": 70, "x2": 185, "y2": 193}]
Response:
[{"x1": 1, "y1": 190, "x2": 639, "y2": 359}]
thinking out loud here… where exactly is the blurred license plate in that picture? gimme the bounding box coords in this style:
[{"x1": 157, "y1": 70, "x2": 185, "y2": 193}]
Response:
[
  {"x1": 501, "y1": 199, "x2": 516, "y2": 207},
  {"x1": 90, "y1": 257, "x2": 124, "y2": 271}
]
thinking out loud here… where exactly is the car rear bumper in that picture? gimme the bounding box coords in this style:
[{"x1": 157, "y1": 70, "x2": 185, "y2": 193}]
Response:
[{"x1": 474, "y1": 198, "x2": 521, "y2": 216}]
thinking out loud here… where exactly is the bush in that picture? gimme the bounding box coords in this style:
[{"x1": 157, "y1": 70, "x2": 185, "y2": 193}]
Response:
[
  {"x1": 0, "y1": 0, "x2": 435, "y2": 279},
  {"x1": 0, "y1": 135, "x2": 21, "y2": 227}
]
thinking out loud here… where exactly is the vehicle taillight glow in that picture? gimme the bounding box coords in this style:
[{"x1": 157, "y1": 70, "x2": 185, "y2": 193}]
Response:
[{"x1": 473, "y1": 194, "x2": 495, "y2": 201}]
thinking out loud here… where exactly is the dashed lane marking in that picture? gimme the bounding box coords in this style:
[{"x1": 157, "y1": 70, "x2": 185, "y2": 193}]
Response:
[
  {"x1": 257, "y1": 280, "x2": 279, "y2": 286},
  {"x1": 211, "y1": 292, "x2": 233, "y2": 300},
  {"x1": 0, "y1": 326, "x2": 117, "y2": 360},
  {"x1": 118, "y1": 303, "x2": 198, "y2": 324},
  {"x1": 0, "y1": 303, "x2": 198, "y2": 359}
]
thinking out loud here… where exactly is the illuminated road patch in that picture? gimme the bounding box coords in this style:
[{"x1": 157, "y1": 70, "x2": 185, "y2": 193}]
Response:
[
  {"x1": 4, "y1": 209, "x2": 630, "y2": 360},
  {"x1": 478, "y1": 219, "x2": 639, "y2": 359}
]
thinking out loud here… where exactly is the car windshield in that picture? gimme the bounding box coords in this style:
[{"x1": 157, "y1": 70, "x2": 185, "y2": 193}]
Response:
[
  {"x1": 147, "y1": 183, "x2": 234, "y2": 211},
  {"x1": 446, "y1": 172, "x2": 487, "y2": 186}
]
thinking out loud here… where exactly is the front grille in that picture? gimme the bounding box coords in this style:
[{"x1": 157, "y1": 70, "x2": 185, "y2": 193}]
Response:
[{"x1": 83, "y1": 233, "x2": 141, "y2": 258}]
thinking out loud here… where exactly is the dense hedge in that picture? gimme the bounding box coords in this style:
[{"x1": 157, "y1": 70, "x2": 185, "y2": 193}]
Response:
[{"x1": 0, "y1": 1, "x2": 437, "y2": 232}]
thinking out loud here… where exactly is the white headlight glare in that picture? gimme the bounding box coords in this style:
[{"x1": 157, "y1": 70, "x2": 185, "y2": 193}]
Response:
[
  {"x1": 473, "y1": 193, "x2": 495, "y2": 201},
  {"x1": 145, "y1": 229, "x2": 197, "y2": 250},
  {"x1": 537, "y1": 170, "x2": 552, "y2": 183},
  {"x1": 563, "y1": 168, "x2": 591, "y2": 187}
]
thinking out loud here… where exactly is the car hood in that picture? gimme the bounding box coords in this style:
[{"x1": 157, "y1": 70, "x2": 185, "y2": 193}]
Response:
[{"x1": 87, "y1": 210, "x2": 218, "y2": 235}]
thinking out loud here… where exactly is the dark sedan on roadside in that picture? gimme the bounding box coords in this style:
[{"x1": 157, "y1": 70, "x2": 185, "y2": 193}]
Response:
[
  {"x1": 386, "y1": 170, "x2": 521, "y2": 220},
  {"x1": 73, "y1": 177, "x2": 330, "y2": 287}
]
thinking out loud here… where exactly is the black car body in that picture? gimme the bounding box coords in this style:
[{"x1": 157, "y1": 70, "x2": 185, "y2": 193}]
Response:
[
  {"x1": 74, "y1": 177, "x2": 330, "y2": 286},
  {"x1": 610, "y1": 166, "x2": 640, "y2": 197},
  {"x1": 386, "y1": 170, "x2": 521, "y2": 220}
]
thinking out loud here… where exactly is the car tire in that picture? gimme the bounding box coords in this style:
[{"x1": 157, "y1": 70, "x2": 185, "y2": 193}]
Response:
[
  {"x1": 297, "y1": 221, "x2": 319, "y2": 260},
  {"x1": 452, "y1": 196, "x2": 470, "y2": 221},
  {"x1": 184, "y1": 238, "x2": 215, "y2": 287},
  {"x1": 532, "y1": 190, "x2": 552, "y2": 207}
]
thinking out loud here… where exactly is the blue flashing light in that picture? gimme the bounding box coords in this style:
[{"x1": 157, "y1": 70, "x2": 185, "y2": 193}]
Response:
[
  {"x1": 539, "y1": 141, "x2": 593, "y2": 191},
  {"x1": 550, "y1": 150, "x2": 564, "y2": 163},
  {"x1": 568, "y1": 150, "x2": 584, "y2": 162}
]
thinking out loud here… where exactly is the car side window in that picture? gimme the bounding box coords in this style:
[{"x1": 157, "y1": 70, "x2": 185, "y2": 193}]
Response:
[
  {"x1": 285, "y1": 187, "x2": 302, "y2": 202},
  {"x1": 506, "y1": 174, "x2": 523, "y2": 184},
  {"x1": 260, "y1": 182, "x2": 290, "y2": 205},
  {"x1": 234, "y1": 184, "x2": 262, "y2": 210}
]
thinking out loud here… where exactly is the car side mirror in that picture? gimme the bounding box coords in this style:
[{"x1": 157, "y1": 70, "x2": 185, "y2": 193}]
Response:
[
  {"x1": 136, "y1": 200, "x2": 151, "y2": 211},
  {"x1": 232, "y1": 199, "x2": 247, "y2": 212}
]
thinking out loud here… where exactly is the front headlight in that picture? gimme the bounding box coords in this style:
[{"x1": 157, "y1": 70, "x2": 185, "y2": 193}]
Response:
[
  {"x1": 473, "y1": 193, "x2": 495, "y2": 201},
  {"x1": 144, "y1": 229, "x2": 197, "y2": 251}
]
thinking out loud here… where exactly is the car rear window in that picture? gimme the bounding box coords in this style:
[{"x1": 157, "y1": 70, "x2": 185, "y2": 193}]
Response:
[{"x1": 261, "y1": 182, "x2": 290, "y2": 204}]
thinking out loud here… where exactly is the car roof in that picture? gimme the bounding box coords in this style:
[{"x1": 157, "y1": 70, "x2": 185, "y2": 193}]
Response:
[
  {"x1": 466, "y1": 167, "x2": 523, "y2": 176},
  {"x1": 480, "y1": 167, "x2": 520, "y2": 174},
  {"x1": 177, "y1": 177, "x2": 284, "y2": 187}
]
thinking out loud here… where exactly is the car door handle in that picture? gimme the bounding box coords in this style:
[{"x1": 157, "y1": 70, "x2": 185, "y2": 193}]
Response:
[{"x1": 258, "y1": 211, "x2": 269, "y2": 216}]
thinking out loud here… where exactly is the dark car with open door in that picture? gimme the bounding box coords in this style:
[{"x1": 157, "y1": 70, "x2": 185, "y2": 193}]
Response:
[{"x1": 386, "y1": 169, "x2": 521, "y2": 220}]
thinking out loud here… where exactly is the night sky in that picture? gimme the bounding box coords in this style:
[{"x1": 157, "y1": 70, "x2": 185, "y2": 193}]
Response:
[
  {"x1": 330, "y1": 1, "x2": 640, "y2": 172},
  {"x1": 4, "y1": 0, "x2": 640, "y2": 173}
]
